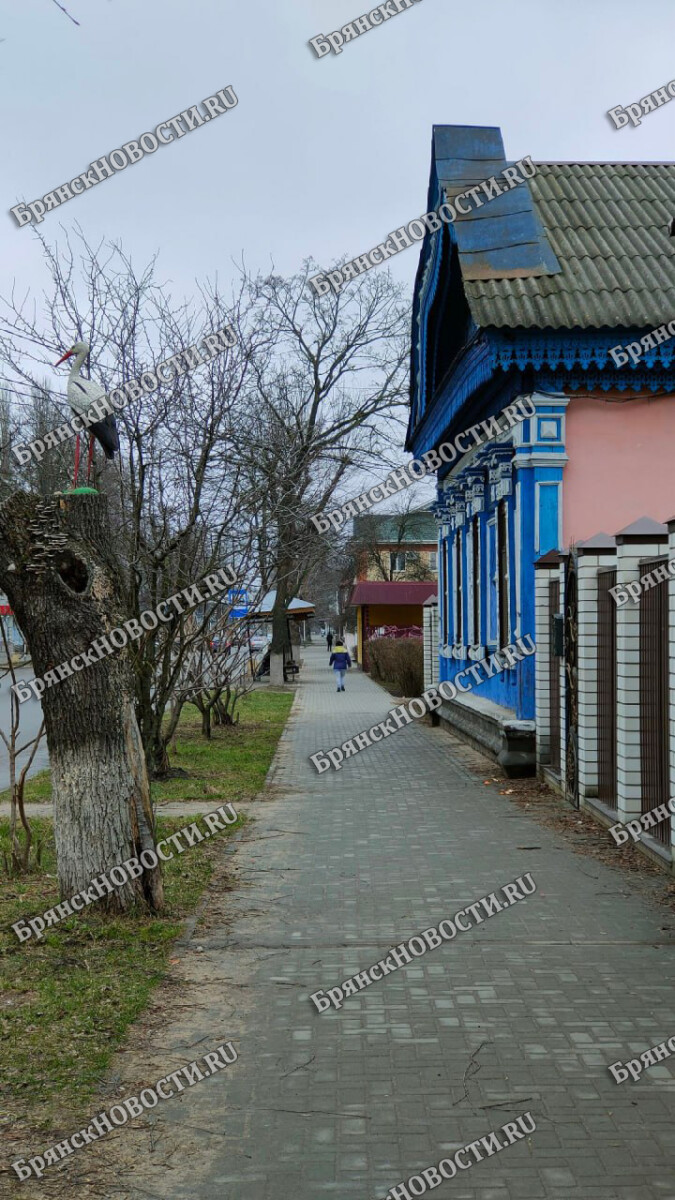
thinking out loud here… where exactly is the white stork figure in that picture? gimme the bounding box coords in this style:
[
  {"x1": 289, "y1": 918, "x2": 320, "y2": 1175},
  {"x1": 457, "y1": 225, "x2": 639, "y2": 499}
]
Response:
[{"x1": 54, "y1": 341, "x2": 119, "y2": 487}]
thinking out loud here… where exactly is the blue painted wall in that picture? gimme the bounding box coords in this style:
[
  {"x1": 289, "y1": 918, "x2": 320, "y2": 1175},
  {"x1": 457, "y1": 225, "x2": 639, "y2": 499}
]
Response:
[{"x1": 432, "y1": 396, "x2": 568, "y2": 720}]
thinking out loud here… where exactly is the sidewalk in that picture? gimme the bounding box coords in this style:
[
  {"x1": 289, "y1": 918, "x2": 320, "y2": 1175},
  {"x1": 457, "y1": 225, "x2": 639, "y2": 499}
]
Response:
[{"x1": 69, "y1": 646, "x2": 675, "y2": 1199}]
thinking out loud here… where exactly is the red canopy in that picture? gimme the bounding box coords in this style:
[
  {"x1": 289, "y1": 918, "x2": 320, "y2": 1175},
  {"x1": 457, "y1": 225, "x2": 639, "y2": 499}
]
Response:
[{"x1": 348, "y1": 581, "x2": 437, "y2": 607}]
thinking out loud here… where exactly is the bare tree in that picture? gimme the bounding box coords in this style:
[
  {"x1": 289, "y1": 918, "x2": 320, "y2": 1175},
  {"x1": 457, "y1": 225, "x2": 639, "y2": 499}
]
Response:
[
  {"x1": 302, "y1": 537, "x2": 353, "y2": 635},
  {"x1": 0, "y1": 231, "x2": 264, "y2": 904},
  {"x1": 176, "y1": 625, "x2": 254, "y2": 739},
  {"x1": 50, "y1": 0, "x2": 80, "y2": 25},
  {"x1": 0, "y1": 231, "x2": 271, "y2": 777},
  {"x1": 0, "y1": 234, "x2": 410, "y2": 908},
  {"x1": 234, "y1": 262, "x2": 410, "y2": 682},
  {"x1": 349, "y1": 499, "x2": 437, "y2": 582}
]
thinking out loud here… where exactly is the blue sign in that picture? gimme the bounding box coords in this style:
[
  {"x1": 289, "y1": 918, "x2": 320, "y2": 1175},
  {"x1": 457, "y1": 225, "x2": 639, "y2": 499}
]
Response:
[{"x1": 227, "y1": 588, "x2": 249, "y2": 618}]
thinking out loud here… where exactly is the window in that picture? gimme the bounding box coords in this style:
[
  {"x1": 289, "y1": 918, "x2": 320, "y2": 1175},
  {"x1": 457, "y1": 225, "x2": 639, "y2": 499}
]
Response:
[
  {"x1": 428, "y1": 551, "x2": 438, "y2": 572},
  {"x1": 389, "y1": 550, "x2": 428, "y2": 575},
  {"x1": 455, "y1": 532, "x2": 463, "y2": 646},
  {"x1": 487, "y1": 518, "x2": 497, "y2": 645},
  {"x1": 497, "y1": 500, "x2": 510, "y2": 648},
  {"x1": 443, "y1": 537, "x2": 451, "y2": 643},
  {"x1": 472, "y1": 517, "x2": 480, "y2": 645}
]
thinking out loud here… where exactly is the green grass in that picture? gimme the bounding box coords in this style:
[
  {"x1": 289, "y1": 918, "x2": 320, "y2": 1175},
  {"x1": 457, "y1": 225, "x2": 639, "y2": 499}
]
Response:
[
  {"x1": 0, "y1": 688, "x2": 293, "y2": 1130},
  {"x1": 0, "y1": 767, "x2": 52, "y2": 805},
  {"x1": 0, "y1": 689, "x2": 294, "y2": 808},
  {"x1": 152, "y1": 689, "x2": 293, "y2": 806},
  {"x1": 0, "y1": 815, "x2": 232, "y2": 1129}
]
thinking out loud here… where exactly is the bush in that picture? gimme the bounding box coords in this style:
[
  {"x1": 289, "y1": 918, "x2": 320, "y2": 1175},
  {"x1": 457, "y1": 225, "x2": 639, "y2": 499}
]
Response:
[{"x1": 367, "y1": 637, "x2": 423, "y2": 697}]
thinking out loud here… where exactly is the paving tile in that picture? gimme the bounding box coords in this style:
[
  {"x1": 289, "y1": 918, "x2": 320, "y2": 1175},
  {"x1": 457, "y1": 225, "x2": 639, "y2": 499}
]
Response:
[{"x1": 137, "y1": 648, "x2": 675, "y2": 1199}]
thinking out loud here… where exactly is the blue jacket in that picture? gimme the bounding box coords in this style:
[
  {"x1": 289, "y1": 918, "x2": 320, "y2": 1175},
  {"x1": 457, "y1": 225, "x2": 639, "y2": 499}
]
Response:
[{"x1": 329, "y1": 649, "x2": 351, "y2": 670}]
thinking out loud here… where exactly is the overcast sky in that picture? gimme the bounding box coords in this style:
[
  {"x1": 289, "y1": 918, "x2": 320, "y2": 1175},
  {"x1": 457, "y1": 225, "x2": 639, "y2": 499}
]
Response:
[
  {"x1": 4, "y1": 0, "x2": 675, "y2": 308},
  {"x1": 2, "y1": 0, "x2": 675, "y2": 516}
]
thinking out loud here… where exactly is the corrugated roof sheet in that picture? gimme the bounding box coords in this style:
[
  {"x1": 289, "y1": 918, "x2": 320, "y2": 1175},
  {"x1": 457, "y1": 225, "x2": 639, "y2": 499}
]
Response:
[
  {"x1": 352, "y1": 509, "x2": 437, "y2": 543},
  {"x1": 464, "y1": 163, "x2": 675, "y2": 329},
  {"x1": 349, "y1": 582, "x2": 438, "y2": 607},
  {"x1": 249, "y1": 592, "x2": 315, "y2": 616}
]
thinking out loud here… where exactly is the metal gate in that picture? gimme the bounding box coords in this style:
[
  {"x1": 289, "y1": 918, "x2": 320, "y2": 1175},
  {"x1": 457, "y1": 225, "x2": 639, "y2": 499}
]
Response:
[
  {"x1": 564, "y1": 552, "x2": 578, "y2": 808},
  {"x1": 548, "y1": 580, "x2": 561, "y2": 773},
  {"x1": 639, "y1": 558, "x2": 670, "y2": 845},
  {"x1": 597, "y1": 569, "x2": 617, "y2": 809}
]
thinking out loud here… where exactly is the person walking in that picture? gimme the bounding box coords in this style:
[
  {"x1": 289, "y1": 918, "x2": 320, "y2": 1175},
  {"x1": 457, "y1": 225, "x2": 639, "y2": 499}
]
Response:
[
  {"x1": 329, "y1": 640, "x2": 351, "y2": 692},
  {"x1": 326, "y1": 631, "x2": 333, "y2": 652}
]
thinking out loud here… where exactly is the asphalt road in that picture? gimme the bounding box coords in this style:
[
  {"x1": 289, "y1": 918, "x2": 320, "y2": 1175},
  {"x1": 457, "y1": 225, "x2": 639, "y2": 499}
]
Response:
[{"x1": 0, "y1": 665, "x2": 49, "y2": 792}]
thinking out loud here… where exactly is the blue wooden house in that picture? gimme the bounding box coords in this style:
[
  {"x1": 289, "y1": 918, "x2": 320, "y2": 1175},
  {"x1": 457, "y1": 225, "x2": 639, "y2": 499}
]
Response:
[{"x1": 407, "y1": 125, "x2": 675, "y2": 772}]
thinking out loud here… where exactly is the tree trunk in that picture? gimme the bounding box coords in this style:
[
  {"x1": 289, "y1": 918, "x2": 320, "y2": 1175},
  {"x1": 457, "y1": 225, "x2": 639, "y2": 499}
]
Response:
[
  {"x1": 201, "y1": 705, "x2": 211, "y2": 739},
  {"x1": 270, "y1": 593, "x2": 290, "y2": 653},
  {"x1": 143, "y1": 708, "x2": 172, "y2": 779},
  {"x1": 0, "y1": 491, "x2": 163, "y2": 913},
  {"x1": 270, "y1": 545, "x2": 293, "y2": 686}
]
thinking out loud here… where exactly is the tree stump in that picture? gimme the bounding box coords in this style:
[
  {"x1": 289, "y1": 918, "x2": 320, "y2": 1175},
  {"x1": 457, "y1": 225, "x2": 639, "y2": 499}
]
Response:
[{"x1": 0, "y1": 490, "x2": 163, "y2": 913}]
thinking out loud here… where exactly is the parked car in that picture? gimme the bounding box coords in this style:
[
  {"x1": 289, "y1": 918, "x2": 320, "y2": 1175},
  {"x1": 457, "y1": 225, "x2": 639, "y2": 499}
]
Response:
[
  {"x1": 210, "y1": 636, "x2": 233, "y2": 653},
  {"x1": 368, "y1": 625, "x2": 422, "y2": 641}
]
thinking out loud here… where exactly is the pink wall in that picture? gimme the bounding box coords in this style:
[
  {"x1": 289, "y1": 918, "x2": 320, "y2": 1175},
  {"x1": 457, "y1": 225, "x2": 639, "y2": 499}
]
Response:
[{"x1": 564, "y1": 391, "x2": 675, "y2": 545}]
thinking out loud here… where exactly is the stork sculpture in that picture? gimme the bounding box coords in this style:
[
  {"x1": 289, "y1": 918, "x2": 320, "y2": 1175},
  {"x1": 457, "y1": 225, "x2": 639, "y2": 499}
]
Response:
[{"x1": 54, "y1": 341, "x2": 119, "y2": 488}]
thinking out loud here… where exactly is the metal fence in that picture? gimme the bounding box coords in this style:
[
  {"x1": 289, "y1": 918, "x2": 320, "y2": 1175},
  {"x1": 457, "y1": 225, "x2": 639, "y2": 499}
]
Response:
[
  {"x1": 548, "y1": 580, "x2": 560, "y2": 773},
  {"x1": 597, "y1": 568, "x2": 617, "y2": 810},
  {"x1": 639, "y1": 558, "x2": 671, "y2": 845}
]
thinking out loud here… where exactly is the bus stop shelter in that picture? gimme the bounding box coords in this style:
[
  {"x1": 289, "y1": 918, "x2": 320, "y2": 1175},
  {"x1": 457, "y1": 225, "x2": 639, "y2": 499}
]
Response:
[{"x1": 245, "y1": 591, "x2": 315, "y2": 680}]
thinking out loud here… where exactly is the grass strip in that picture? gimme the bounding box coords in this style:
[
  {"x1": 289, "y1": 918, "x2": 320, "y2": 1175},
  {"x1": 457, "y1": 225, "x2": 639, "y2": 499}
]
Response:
[{"x1": 0, "y1": 688, "x2": 293, "y2": 1129}]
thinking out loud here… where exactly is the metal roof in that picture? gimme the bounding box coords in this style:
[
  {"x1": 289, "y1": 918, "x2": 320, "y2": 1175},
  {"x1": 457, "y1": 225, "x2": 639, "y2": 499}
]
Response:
[
  {"x1": 433, "y1": 126, "x2": 561, "y2": 281},
  {"x1": 614, "y1": 516, "x2": 668, "y2": 538},
  {"x1": 248, "y1": 591, "x2": 315, "y2": 618},
  {"x1": 576, "y1": 532, "x2": 617, "y2": 550},
  {"x1": 463, "y1": 162, "x2": 675, "y2": 330},
  {"x1": 352, "y1": 509, "x2": 437, "y2": 543},
  {"x1": 349, "y1": 582, "x2": 438, "y2": 607}
]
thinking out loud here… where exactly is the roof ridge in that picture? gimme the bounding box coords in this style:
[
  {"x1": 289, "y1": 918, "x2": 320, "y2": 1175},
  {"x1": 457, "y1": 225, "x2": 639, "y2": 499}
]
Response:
[{"x1": 535, "y1": 160, "x2": 675, "y2": 167}]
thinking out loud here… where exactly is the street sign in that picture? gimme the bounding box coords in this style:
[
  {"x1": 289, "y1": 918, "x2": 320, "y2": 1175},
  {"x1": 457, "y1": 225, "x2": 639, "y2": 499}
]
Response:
[{"x1": 227, "y1": 589, "x2": 249, "y2": 619}]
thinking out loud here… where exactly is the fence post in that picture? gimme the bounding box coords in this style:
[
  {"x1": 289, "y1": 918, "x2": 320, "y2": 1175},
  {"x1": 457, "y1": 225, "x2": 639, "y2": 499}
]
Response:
[
  {"x1": 615, "y1": 519, "x2": 668, "y2": 829},
  {"x1": 576, "y1": 535, "x2": 617, "y2": 804},
  {"x1": 423, "y1": 597, "x2": 439, "y2": 691},
  {"x1": 534, "y1": 551, "x2": 562, "y2": 773}
]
